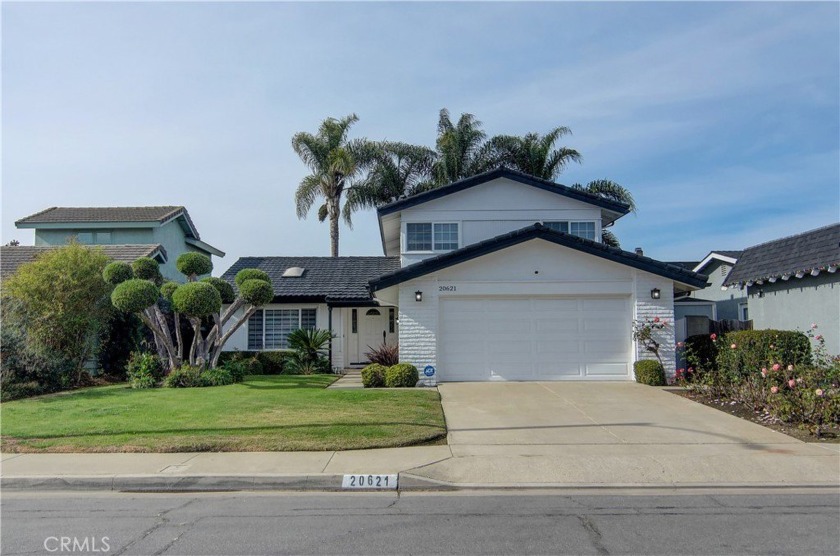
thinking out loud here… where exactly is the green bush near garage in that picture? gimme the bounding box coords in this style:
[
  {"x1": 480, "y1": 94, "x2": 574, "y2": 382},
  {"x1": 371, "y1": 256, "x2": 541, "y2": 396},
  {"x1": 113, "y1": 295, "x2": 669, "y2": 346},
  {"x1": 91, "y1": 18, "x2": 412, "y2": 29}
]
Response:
[
  {"x1": 634, "y1": 360, "x2": 666, "y2": 386},
  {"x1": 361, "y1": 363, "x2": 387, "y2": 388},
  {"x1": 385, "y1": 363, "x2": 419, "y2": 388}
]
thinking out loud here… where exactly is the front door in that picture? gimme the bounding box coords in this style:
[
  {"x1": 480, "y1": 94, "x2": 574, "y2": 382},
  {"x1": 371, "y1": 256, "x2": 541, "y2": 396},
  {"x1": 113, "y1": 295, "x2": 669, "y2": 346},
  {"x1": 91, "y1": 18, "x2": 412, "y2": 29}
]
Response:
[{"x1": 359, "y1": 308, "x2": 389, "y2": 361}]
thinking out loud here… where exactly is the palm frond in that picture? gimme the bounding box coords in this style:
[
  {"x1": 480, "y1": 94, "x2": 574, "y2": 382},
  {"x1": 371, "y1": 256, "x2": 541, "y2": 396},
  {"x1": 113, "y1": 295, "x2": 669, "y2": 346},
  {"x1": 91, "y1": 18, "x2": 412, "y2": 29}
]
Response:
[
  {"x1": 582, "y1": 179, "x2": 636, "y2": 212},
  {"x1": 601, "y1": 229, "x2": 621, "y2": 248},
  {"x1": 294, "y1": 174, "x2": 322, "y2": 219}
]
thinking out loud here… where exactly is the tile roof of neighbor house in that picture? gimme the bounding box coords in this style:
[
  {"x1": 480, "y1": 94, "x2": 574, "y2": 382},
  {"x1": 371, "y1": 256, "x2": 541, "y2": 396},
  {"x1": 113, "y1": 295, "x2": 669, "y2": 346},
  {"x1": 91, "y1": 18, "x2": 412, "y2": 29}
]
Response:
[
  {"x1": 1, "y1": 244, "x2": 167, "y2": 279},
  {"x1": 221, "y1": 256, "x2": 401, "y2": 304},
  {"x1": 15, "y1": 206, "x2": 201, "y2": 240},
  {"x1": 376, "y1": 166, "x2": 633, "y2": 222},
  {"x1": 723, "y1": 224, "x2": 840, "y2": 286},
  {"x1": 370, "y1": 223, "x2": 710, "y2": 291},
  {"x1": 667, "y1": 261, "x2": 701, "y2": 271}
]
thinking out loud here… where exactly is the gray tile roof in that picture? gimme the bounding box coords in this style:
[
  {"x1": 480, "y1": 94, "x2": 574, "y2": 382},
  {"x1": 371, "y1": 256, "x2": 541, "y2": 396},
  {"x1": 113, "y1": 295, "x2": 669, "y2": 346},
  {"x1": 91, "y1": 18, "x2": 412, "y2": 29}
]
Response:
[
  {"x1": 15, "y1": 206, "x2": 201, "y2": 239},
  {"x1": 723, "y1": 224, "x2": 840, "y2": 286},
  {"x1": 221, "y1": 256, "x2": 401, "y2": 303},
  {"x1": 667, "y1": 261, "x2": 701, "y2": 271},
  {"x1": 712, "y1": 250, "x2": 743, "y2": 259},
  {"x1": 1, "y1": 244, "x2": 167, "y2": 279}
]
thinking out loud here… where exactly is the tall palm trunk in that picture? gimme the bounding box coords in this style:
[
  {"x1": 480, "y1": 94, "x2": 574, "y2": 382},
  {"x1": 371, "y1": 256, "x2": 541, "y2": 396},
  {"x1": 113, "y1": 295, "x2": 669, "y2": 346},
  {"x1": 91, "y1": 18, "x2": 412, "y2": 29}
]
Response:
[{"x1": 328, "y1": 197, "x2": 340, "y2": 257}]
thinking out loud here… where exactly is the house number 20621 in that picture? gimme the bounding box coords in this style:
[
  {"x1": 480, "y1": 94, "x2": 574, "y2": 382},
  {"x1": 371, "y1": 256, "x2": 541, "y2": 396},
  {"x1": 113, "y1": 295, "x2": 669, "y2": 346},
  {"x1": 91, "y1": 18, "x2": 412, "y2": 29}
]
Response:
[
  {"x1": 342, "y1": 474, "x2": 398, "y2": 489},
  {"x1": 439, "y1": 285, "x2": 457, "y2": 292}
]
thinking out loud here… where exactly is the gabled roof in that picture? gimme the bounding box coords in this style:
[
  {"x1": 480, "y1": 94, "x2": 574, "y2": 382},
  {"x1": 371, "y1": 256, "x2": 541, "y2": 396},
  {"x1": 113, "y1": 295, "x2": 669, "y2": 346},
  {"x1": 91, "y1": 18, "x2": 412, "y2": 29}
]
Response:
[
  {"x1": 723, "y1": 224, "x2": 840, "y2": 286},
  {"x1": 667, "y1": 261, "x2": 701, "y2": 271},
  {"x1": 1, "y1": 244, "x2": 167, "y2": 279},
  {"x1": 370, "y1": 223, "x2": 709, "y2": 291},
  {"x1": 221, "y1": 256, "x2": 401, "y2": 304},
  {"x1": 692, "y1": 250, "x2": 742, "y2": 273},
  {"x1": 16, "y1": 206, "x2": 203, "y2": 240},
  {"x1": 376, "y1": 167, "x2": 632, "y2": 222}
]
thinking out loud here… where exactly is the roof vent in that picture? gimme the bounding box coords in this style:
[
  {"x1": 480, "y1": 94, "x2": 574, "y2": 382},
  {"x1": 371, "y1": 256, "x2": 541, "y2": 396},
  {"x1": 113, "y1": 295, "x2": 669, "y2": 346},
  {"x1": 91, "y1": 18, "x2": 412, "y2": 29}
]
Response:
[
  {"x1": 634, "y1": 247, "x2": 644, "y2": 256},
  {"x1": 282, "y1": 266, "x2": 305, "y2": 278}
]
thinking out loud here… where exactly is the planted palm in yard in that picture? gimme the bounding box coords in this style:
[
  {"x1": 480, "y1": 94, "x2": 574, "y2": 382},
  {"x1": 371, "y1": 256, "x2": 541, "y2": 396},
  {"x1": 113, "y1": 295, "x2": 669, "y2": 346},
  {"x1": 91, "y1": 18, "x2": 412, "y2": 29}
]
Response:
[{"x1": 1, "y1": 375, "x2": 446, "y2": 452}]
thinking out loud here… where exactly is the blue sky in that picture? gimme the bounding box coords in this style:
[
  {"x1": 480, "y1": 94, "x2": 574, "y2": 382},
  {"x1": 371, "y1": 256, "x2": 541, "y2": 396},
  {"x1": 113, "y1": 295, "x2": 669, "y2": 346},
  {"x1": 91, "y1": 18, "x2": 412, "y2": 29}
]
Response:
[{"x1": 3, "y1": 2, "x2": 838, "y2": 272}]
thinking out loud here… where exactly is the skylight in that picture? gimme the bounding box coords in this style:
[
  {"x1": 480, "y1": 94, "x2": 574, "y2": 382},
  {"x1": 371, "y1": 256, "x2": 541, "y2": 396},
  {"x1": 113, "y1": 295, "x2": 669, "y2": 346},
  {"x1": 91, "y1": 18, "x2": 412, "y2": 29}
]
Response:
[{"x1": 282, "y1": 266, "x2": 305, "y2": 278}]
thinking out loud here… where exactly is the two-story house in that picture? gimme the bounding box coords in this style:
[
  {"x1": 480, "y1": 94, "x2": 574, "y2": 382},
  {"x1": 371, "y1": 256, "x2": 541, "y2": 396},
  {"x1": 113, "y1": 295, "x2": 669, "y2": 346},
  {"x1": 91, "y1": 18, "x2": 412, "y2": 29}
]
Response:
[
  {"x1": 13, "y1": 206, "x2": 225, "y2": 281},
  {"x1": 673, "y1": 250, "x2": 746, "y2": 322},
  {"x1": 221, "y1": 168, "x2": 708, "y2": 382}
]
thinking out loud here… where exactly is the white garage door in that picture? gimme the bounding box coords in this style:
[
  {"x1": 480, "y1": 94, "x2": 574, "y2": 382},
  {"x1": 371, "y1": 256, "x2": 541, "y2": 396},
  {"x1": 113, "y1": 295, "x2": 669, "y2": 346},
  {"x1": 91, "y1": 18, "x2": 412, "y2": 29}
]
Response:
[{"x1": 439, "y1": 297, "x2": 632, "y2": 381}]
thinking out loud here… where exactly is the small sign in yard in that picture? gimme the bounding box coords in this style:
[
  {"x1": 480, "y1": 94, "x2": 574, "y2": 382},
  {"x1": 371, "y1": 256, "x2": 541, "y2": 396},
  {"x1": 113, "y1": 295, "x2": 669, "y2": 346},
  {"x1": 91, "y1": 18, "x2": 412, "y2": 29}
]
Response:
[
  {"x1": 423, "y1": 365, "x2": 435, "y2": 377},
  {"x1": 341, "y1": 474, "x2": 398, "y2": 490}
]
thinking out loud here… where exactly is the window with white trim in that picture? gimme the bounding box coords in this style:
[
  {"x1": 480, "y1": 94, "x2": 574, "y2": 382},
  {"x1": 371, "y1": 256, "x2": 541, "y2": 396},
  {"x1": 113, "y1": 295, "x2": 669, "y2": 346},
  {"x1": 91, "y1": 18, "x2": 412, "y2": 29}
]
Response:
[
  {"x1": 570, "y1": 222, "x2": 596, "y2": 240},
  {"x1": 406, "y1": 222, "x2": 459, "y2": 252},
  {"x1": 543, "y1": 221, "x2": 569, "y2": 233},
  {"x1": 247, "y1": 308, "x2": 317, "y2": 350}
]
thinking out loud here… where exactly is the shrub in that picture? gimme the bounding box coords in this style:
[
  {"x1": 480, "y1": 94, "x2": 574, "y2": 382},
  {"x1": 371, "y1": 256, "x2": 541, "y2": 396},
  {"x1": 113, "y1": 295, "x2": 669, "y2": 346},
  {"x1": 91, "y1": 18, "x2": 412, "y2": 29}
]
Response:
[
  {"x1": 385, "y1": 363, "x2": 418, "y2": 388},
  {"x1": 365, "y1": 343, "x2": 399, "y2": 367},
  {"x1": 684, "y1": 334, "x2": 719, "y2": 373},
  {"x1": 199, "y1": 368, "x2": 235, "y2": 387},
  {"x1": 162, "y1": 365, "x2": 206, "y2": 388},
  {"x1": 257, "y1": 351, "x2": 289, "y2": 374},
  {"x1": 716, "y1": 330, "x2": 811, "y2": 384},
  {"x1": 221, "y1": 359, "x2": 248, "y2": 382},
  {"x1": 235, "y1": 268, "x2": 270, "y2": 286},
  {"x1": 103, "y1": 261, "x2": 134, "y2": 285},
  {"x1": 98, "y1": 310, "x2": 147, "y2": 378},
  {"x1": 764, "y1": 364, "x2": 840, "y2": 437},
  {"x1": 112, "y1": 279, "x2": 160, "y2": 313},
  {"x1": 239, "y1": 279, "x2": 274, "y2": 306},
  {"x1": 160, "y1": 281, "x2": 179, "y2": 302},
  {"x1": 176, "y1": 252, "x2": 213, "y2": 278},
  {"x1": 634, "y1": 360, "x2": 666, "y2": 386},
  {"x1": 171, "y1": 281, "x2": 222, "y2": 317},
  {"x1": 201, "y1": 277, "x2": 236, "y2": 304},
  {"x1": 132, "y1": 257, "x2": 163, "y2": 284},
  {"x1": 126, "y1": 351, "x2": 163, "y2": 389},
  {"x1": 361, "y1": 363, "x2": 387, "y2": 388}
]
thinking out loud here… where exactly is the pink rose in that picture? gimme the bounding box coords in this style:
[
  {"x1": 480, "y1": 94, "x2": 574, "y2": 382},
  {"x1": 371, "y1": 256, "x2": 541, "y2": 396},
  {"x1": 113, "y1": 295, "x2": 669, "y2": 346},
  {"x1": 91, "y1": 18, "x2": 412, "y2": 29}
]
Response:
[
  {"x1": 653, "y1": 317, "x2": 660, "y2": 323},
  {"x1": 816, "y1": 335, "x2": 824, "y2": 341},
  {"x1": 730, "y1": 343, "x2": 737, "y2": 349},
  {"x1": 788, "y1": 379, "x2": 796, "y2": 388},
  {"x1": 687, "y1": 367, "x2": 694, "y2": 373},
  {"x1": 710, "y1": 333, "x2": 717, "y2": 340},
  {"x1": 816, "y1": 389, "x2": 824, "y2": 397},
  {"x1": 772, "y1": 364, "x2": 781, "y2": 371},
  {"x1": 811, "y1": 323, "x2": 818, "y2": 329},
  {"x1": 787, "y1": 364, "x2": 794, "y2": 371},
  {"x1": 770, "y1": 386, "x2": 779, "y2": 394},
  {"x1": 677, "y1": 342, "x2": 685, "y2": 348},
  {"x1": 760, "y1": 369, "x2": 767, "y2": 378}
]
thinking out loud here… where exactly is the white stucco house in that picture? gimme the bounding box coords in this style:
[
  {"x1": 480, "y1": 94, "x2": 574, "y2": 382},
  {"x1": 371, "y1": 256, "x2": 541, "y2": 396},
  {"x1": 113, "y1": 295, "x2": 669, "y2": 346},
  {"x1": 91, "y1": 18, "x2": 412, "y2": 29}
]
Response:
[{"x1": 221, "y1": 168, "x2": 709, "y2": 382}]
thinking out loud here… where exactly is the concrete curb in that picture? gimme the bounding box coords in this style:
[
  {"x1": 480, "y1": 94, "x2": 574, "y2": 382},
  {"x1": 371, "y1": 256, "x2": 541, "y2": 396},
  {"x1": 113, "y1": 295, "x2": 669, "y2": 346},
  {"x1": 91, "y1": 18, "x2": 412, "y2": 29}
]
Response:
[
  {"x1": 0, "y1": 473, "x2": 453, "y2": 493},
  {"x1": 3, "y1": 473, "x2": 837, "y2": 493}
]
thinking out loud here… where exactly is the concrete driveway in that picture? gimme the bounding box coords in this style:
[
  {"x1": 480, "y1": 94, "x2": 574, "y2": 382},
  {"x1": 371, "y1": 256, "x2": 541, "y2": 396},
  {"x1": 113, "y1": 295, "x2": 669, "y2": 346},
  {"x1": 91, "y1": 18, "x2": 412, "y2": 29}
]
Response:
[{"x1": 406, "y1": 382, "x2": 840, "y2": 487}]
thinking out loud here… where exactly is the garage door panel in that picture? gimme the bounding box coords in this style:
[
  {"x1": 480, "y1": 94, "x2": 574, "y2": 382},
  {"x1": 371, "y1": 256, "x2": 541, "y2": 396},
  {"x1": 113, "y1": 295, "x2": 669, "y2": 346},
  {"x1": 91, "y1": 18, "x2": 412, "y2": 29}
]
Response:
[{"x1": 439, "y1": 296, "x2": 631, "y2": 382}]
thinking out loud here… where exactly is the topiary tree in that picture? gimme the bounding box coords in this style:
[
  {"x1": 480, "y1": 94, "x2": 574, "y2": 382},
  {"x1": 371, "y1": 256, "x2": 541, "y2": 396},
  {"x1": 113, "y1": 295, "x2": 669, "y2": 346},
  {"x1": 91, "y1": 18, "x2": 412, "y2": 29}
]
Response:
[
  {"x1": 132, "y1": 257, "x2": 163, "y2": 285},
  {"x1": 108, "y1": 252, "x2": 274, "y2": 371}
]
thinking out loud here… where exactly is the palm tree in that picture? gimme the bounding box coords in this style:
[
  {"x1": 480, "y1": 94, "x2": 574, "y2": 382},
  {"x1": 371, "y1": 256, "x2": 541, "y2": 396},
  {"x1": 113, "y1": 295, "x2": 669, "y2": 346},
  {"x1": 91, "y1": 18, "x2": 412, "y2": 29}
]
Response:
[
  {"x1": 291, "y1": 114, "x2": 377, "y2": 256},
  {"x1": 432, "y1": 109, "x2": 494, "y2": 185},
  {"x1": 488, "y1": 127, "x2": 582, "y2": 180},
  {"x1": 572, "y1": 179, "x2": 637, "y2": 248},
  {"x1": 344, "y1": 141, "x2": 437, "y2": 214}
]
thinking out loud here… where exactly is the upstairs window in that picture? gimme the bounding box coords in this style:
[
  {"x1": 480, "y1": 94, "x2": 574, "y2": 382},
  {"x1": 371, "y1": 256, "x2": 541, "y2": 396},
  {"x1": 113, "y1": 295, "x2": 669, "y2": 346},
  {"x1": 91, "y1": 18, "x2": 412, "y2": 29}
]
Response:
[
  {"x1": 73, "y1": 231, "x2": 112, "y2": 244},
  {"x1": 543, "y1": 221, "x2": 569, "y2": 233},
  {"x1": 406, "y1": 222, "x2": 459, "y2": 252},
  {"x1": 570, "y1": 222, "x2": 596, "y2": 241}
]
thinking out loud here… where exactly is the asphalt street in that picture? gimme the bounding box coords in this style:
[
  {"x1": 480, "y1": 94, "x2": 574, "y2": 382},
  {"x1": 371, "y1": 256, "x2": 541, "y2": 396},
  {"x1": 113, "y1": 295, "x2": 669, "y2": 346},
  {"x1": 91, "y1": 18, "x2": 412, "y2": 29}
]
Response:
[{"x1": 2, "y1": 489, "x2": 838, "y2": 555}]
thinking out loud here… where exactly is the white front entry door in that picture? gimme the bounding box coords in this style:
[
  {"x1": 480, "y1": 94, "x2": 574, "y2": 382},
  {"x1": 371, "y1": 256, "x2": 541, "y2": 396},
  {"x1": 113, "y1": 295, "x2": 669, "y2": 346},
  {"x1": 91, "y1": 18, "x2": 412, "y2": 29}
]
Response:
[
  {"x1": 438, "y1": 296, "x2": 632, "y2": 381},
  {"x1": 359, "y1": 308, "x2": 390, "y2": 361}
]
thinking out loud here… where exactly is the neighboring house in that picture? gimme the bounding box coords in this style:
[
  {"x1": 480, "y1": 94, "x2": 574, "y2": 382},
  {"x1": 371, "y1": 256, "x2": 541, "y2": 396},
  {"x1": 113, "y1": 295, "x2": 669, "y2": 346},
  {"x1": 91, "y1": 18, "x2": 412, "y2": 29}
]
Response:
[
  {"x1": 14, "y1": 206, "x2": 224, "y2": 281},
  {"x1": 222, "y1": 168, "x2": 708, "y2": 382},
  {"x1": 723, "y1": 224, "x2": 840, "y2": 355},
  {"x1": 675, "y1": 250, "x2": 746, "y2": 321},
  {"x1": 1, "y1": 244, "x2": 167, "y2": 280}
]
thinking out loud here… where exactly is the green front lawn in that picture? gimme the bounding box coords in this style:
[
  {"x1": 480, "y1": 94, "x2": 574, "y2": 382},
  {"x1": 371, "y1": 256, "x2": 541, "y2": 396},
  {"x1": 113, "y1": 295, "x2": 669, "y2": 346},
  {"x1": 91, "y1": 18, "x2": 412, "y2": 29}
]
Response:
[{"x1": 0, "y1": 375, "x2": 446, "y2": 452}]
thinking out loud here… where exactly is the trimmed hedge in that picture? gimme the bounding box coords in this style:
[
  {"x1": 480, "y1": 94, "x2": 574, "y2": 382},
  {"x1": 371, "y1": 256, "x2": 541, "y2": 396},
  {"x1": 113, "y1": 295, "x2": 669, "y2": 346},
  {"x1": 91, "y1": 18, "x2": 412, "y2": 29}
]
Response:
[
  {"x1": 361, "y1": 363, "x2": 387, "y2": 388},
  {"x1": 102, "y1": 261, "x2": 133, "y2": 285},
  {"x1": 235, "y1": 268, "x2": 270, "y2": 286},
  {"x1": 385, "y1": 363, "x2": 418, "y2": 388},
  {"x1": 160, "y1": 281, "x2": 179, "y2": 302},
  {"x1": 201, "y1": 276, "x2": 236, "y2": 304},
  {"x1": 126, "y1": 351, "x2": 162, "y2": 389},
  {"x1": 716, "y1": 330, "x2": 811, "y2": 380},
  {"x1": 634, "y1": 360, "x2": 666, "y2": 386},
  {"x1": 171, "y1": 281, "x2": 222, "y2": 317},
  {"x1": 217, "y1": 350, "x2": 291, "y2": 374},
  {"x1": 132, "y1": 257, "x2": 162, "y2": 283},
  {"x1": 111, "y1": 279, "x2": 160, "y2": 313},
  {"x1": 176, "y1": 252, "x2": 213, "y2": 277},
  {"x1": 239, "y1": 279, "x2": 274, "y2": 306},
  {"x1": 684, "y1": 334, "x2": 718, "y2": 372},
  {"x1": 162, "y1": 366, "x2": 205, "y2": 388}
]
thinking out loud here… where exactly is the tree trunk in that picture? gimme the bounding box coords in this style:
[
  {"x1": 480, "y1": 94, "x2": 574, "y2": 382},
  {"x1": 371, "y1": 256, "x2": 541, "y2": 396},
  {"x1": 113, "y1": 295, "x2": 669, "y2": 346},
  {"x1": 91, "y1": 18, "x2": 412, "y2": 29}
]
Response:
[{"x1": 328, "y1": 198, "x2": 340, "y2": 257}]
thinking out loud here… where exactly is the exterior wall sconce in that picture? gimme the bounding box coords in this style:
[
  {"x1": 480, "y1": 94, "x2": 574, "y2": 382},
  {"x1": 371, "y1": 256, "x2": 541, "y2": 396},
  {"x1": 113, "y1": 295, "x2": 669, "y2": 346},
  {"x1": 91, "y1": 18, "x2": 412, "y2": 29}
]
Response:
[
  {"x1": 415, "y1": 291, "x2": 423, "y2": 302},
  {"x1": 650, "y1": 288, "x2": 660, "y2": 300}
]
